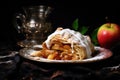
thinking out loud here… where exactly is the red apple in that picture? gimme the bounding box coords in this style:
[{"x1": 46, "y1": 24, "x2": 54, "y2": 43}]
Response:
[{"x1": 97, "y1": 23, "x2": 120, "y2": 49}]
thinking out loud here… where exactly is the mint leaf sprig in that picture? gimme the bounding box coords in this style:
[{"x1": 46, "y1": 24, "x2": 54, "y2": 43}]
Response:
[
  {"x1": 72, "y1": 18, "x2": 88, "y2": 35},
  {"x1": 72, "y1": 18, "x2": 99, "y2": 46},
  {"x1": 90, "y1": 27, "x2": 99, "y2": 46},
  {"x1": 72, "y1": 18, "x2": 79, "y2": 31}
]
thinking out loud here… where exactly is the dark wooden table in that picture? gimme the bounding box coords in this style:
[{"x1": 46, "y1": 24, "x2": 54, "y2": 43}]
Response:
[{"x1": 0, "y1": 41, "x2": 120, "y2": 80}]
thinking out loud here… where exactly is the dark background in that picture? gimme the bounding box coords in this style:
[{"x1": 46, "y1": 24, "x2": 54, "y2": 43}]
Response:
[{"x1": 0, "y1": 0, "x2": 120, "y2": 46}]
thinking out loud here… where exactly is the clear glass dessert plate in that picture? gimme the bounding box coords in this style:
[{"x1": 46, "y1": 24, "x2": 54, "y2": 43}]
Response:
[{"x1": 19, "y1": 45, "x2": 112, "y2": 63}]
